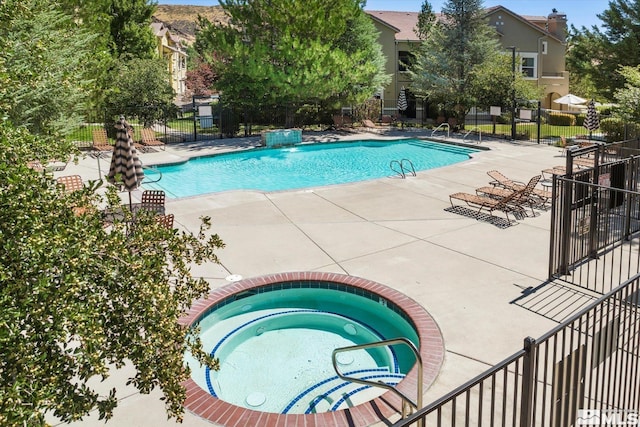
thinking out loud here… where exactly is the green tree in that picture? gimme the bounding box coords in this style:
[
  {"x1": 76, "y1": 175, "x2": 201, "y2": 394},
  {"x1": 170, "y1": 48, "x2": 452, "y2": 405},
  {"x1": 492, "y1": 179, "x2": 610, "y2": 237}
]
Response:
[
  {"x1": 567, "y1": 0, "x2": 640, "y2": 101},
  {"x1": 0, "y1": 0, "x2": 100, "y2": 137},
  {"x1": 0, "y1": 121, "x2": 223, "y2": 426},
  {"x1": 613, "y1": 65, "x2": 640, "y2": 122},
  {"x1": 415, "y1": 0, "x2": 437, "y2": 41},
  {"x1": 470, "y1": 52, "x2": 544, "y2": 111},
  {"x1": 104, "y1": 58, "x2": 177, "y2": 127},
  {"x1": 107, "y1": 0, "x2": 157, "y2": 60},
  {"x1": 194, "y1": 0, "x2": 388, "y2": 127},
  {"x1": 408, "y1": 0, "x2": 501, "y2": 127}
]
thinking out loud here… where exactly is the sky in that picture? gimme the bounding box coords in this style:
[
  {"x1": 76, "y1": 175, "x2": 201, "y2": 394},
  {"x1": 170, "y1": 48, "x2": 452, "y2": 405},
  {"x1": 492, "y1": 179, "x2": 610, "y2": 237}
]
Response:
[{"x1": 157, "y1": 0, "x2": 609, "y2": 29}]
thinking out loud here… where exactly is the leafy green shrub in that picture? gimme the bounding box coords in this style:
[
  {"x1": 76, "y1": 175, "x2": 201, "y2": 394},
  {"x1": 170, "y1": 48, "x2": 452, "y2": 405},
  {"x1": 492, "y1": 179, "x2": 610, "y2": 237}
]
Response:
[
  {"x1": 548, "y1": 112, "x2": 576, "y2": 126},
  {"x1": 600, "y1": 117, "x2": 624, "y2": 142},
  {"x1": 496, "y1": 114, "x2": 510, "y2": 124},
  {"x1": 575, "y1": 114, "x2": 586, "y2": 127},
  {"x1": 599, "y1": 118, "x2": 640, "y2": 142},
  {"x1": 220, "y1": 107, "x2": 240, "y2": 137}
]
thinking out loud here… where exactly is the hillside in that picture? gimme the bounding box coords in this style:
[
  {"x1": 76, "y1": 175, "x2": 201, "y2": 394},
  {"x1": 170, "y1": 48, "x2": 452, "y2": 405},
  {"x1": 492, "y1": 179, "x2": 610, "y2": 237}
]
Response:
[{"x1": 154, "y1": 4, "x2": 227, "y2": 39}]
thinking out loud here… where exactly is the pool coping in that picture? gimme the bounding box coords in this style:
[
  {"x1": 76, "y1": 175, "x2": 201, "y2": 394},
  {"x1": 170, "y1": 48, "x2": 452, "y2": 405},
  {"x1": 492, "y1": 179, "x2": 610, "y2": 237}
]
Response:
[
  {"x1": 179, "y1": 271, "x2": 445, "y2": 427},
  {"x1": 144, "y1": 136, "x2": 486, "y2": 168}
]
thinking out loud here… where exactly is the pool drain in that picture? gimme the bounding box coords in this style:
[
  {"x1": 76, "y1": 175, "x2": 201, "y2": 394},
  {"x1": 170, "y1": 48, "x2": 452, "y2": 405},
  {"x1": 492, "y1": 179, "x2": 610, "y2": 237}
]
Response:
[
  {"x1": 336, "y1": 353, "x2": 354, "y2": 365},
  {"x1": 226, "y1": 274, "x2": 243, "y2": 282},
  {"x1": 246, "y1": 392, "x2": 266, "y2": 407}
]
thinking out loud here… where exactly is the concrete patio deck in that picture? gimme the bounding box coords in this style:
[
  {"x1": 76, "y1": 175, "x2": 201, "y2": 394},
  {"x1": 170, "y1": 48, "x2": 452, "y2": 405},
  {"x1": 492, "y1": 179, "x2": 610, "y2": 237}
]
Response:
[{"x1": 50, "y1": 129, "x2": 574, "y2": 426}]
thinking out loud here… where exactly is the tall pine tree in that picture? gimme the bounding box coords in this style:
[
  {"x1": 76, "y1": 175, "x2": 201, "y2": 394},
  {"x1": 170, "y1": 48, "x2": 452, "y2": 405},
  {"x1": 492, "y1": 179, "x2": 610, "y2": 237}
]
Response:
[{"x1": 408, "y1": 0, "x2": 500, "y2": 127}]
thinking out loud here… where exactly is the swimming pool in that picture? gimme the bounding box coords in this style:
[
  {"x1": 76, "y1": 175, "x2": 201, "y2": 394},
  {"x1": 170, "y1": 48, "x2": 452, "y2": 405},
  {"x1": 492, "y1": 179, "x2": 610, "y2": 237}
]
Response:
[
  {"x1": 144, "y1": 139, "x2": 478, "y2": 198},
  {"x1": 180, "y1": 272, "x2": 445, "y2": 426}
]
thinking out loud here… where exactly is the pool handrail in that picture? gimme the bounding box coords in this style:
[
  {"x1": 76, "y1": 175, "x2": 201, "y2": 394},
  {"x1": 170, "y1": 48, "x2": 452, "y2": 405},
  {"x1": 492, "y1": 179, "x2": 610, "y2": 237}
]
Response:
[
  {"x1": 142, "y1": 165, "x2": 162, "y2": 184},
  {"x1": 389, "y1": 159, "x2": 416, "y2": 179},
  {"x1": 389, "y1": 159, "x2": 405, "y2": 178},
  {"x1": 463, "y1": 126, "x2": 482, "y2": 143},
  {"x1": 400, "y1": 159, "x2": 416, "y2": 177},
  {"x1": 431, "y1": 123, "x2": 450, "y2": 138},
  {"x1": 332, "y1": 337, "x2": 423, "y2": 425}
]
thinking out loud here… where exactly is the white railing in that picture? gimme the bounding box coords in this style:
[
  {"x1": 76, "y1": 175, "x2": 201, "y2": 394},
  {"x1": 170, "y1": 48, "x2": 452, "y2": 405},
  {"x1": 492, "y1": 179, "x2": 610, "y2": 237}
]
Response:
[{"x1": 431, "y1": 123, "x2": 450, "y2": 138}]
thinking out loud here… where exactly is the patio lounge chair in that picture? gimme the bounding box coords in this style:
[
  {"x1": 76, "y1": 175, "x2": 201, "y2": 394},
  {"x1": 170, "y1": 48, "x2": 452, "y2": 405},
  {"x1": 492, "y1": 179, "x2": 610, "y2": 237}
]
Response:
[
  {"x1": 449, "y1": 188, "x2": 526, "y2": 222},
  {"x1": 476, "y1": 175, "x2": 542, "y2": 214},
  {"x1": 332, "y1": 115, "x2": 353, "y2": 130},
  {"x1": 361, "y1": 119, "x2": 384, "y2": 133},
  {"x1": 92, "y1": 129, "x2": 113, "y2": 152},
  {"x1": 155, "y1": 213, "x2": 174, "y2": 229},
  {"x1": 488, "y1": 170, "x2": 552, "y2": 207},
  {"x1": 138, "y1": 189, "x2": 165, "y2": 215},
  {"x1": 540, "y1": 161, "x2": 587, "y2": 180},
  {"x1": 140, "y1": 128, "x2": 165, "y2": 151},
  {"x1": 56, "y1": 175, "x2": 84, "y2": 193}
]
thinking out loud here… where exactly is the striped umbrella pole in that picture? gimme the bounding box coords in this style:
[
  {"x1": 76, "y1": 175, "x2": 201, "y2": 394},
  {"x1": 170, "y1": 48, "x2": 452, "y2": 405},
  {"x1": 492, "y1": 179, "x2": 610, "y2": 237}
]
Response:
[
  {"x1": 397, "y1": 86, "x2": 408, "y2": 114},
  {"x1": 106, "y1": 117, "x2": 145, "y2": 210},
  {"x1": 583, "y1": 100, "x2": 600, "y2": 140}
]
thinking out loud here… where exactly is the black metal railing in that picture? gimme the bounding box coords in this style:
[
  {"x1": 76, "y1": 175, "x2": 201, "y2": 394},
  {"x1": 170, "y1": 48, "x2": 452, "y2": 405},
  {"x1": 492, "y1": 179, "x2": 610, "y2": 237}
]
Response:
[
  {"x1": 549, "y1": 142, "x2": 640, "y2": 293},
  {"x1": 394, "y1": 275, "x2": 640, "y2": 426},
  {"x1": 394, "y1": 140, "x2": 640, "y2": 426}
]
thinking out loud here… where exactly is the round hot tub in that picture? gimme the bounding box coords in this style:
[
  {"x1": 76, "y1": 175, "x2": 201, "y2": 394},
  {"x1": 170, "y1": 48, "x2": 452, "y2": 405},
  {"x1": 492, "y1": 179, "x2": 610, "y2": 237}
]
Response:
[{"x1": 180, "y1": 272, "x2": 444, "y2": 427}]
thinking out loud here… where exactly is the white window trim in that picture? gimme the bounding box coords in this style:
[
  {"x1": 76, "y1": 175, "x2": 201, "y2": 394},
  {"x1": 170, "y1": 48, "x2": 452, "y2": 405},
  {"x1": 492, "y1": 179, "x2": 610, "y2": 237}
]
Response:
[{"x1": 520, "y1": 52, "x2": 538, "y2": 79}]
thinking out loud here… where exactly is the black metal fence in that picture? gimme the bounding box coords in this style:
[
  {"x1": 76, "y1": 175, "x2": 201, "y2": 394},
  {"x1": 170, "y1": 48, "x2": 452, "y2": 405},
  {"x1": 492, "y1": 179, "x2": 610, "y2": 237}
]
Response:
[
  {"x1": 394, "y1": 274, "x2": 640, "y2": 426},
  {"x1": 69, "y1": 99, "x2": 640, "y2": 148},
  {"x1": 549, "y1": 141, "x2": 640, "y2": 294},
  {"x1": 393, "y1": 139, "x2": 640, "y2": 427}
]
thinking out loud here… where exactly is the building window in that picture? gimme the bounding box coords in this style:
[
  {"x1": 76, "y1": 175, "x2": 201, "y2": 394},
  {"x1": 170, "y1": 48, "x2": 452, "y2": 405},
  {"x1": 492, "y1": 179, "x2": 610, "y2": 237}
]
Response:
[
  {"x1": 398, "y1": 51, "x2": 415, "y2": 72},
  {"x1": 520, "y1": 54, "x2": 537, "y2": 78}
]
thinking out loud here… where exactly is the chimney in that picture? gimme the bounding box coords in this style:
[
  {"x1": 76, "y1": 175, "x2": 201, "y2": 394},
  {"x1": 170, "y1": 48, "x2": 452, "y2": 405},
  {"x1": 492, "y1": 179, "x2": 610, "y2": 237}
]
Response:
[{"x1": 547, "y1": 10, "x2": 567, "y2": 41}]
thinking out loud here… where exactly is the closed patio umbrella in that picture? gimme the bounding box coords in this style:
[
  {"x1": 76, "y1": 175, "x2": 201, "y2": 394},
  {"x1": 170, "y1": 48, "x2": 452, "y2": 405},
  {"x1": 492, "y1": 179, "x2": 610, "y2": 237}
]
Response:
[
  {"x1": 397, "y1": 86, "x2": 408, "y2": 115},
  {"x1": 107, "y1": 116, "x2": 144, "y2": 210},
  {"x1": 583, "y1": 99, "x2": 600, "y2": 140}
]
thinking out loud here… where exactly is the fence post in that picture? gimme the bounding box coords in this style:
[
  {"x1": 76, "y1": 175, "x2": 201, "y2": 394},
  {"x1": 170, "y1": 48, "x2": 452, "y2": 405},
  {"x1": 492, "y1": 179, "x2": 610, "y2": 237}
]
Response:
[
  {"x1": 559, "y1": 155, "x2": 575, "y2": 274},
  {"x1": 520, "y1": 337, "x2": 537, "y2": 427},
  {"x1": 536, "y1": 101, "x2": 541, "y2": 144}
]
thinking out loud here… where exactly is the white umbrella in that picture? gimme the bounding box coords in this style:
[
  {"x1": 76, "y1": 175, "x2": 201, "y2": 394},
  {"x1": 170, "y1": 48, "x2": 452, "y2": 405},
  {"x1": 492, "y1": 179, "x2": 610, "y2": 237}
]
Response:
[{"x1": 553, "y1": 94, "x2": 587, "y2": 108}]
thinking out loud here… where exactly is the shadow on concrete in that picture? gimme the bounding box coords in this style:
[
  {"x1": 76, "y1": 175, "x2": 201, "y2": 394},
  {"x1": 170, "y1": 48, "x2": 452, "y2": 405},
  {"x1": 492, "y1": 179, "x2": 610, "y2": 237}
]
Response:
[{"x1": 510, "y1": 279, "x2": 599, "y2": 323}]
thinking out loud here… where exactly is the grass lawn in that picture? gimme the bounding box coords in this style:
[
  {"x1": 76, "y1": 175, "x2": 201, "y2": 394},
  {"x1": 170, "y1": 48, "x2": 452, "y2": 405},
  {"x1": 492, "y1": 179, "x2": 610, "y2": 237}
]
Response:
[{"x1": 475, "y1": 123, "x2": 596, "y2": 143}]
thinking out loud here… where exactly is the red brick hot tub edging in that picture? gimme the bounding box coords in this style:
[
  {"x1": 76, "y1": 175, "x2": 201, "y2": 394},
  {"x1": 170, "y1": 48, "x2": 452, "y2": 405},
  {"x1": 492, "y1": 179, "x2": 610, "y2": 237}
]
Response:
[{"x1": 179, "y1": 271, "x2": 445, "y2": 427}]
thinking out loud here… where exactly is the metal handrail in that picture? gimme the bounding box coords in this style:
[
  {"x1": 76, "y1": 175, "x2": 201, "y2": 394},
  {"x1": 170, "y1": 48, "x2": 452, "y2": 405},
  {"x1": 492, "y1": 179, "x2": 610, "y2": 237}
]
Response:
[
  {"x1": 142, "y1": 165, "x2": 162, "y2": 184},
  {"x1": 431, "y1": 123, "x2": 450, "y2": 138},
  {"x1": 400, "y1": 159, "x2": 416, "y2": 177},
  {"x1": 389, "y1": 160, "x2": 405, "y2": 178},
  {"x1": 463, "y1": 126, "x2": 482, "y2": 143},
  {"x1": 332, "y1": 337, "x2": 423, "y2": 424}
]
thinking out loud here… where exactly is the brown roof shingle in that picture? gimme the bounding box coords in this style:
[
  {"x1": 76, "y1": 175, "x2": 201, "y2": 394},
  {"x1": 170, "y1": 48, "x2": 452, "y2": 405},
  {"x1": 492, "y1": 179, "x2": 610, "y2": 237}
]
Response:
[{"x1": 366, "y1": 10, "x2": 421, "y2": 41}]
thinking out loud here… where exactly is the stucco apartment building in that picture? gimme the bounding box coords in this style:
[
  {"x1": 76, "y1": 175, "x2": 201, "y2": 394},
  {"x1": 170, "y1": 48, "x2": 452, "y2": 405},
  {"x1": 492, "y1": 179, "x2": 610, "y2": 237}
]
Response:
[
  {"x1": 151, "y1": 20, "x2": 189, "y2": 101},
  {"x1": 367, "y1": 6, "x2": 570, "y2": 120}
]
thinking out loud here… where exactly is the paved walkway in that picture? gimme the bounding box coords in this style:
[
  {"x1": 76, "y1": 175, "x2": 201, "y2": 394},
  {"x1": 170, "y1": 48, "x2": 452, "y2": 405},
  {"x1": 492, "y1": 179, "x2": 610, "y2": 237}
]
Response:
[{"x1": 51, "y1": 129, "x2": 572, "y2": 426}]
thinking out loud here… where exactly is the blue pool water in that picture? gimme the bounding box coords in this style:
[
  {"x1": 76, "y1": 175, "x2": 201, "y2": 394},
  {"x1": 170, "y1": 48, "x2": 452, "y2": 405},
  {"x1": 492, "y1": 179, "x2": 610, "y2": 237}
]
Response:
[
  {"x1": 144, "y1": 139, "x2": 478, "y2": 198},
  {"x1": 184, "y1": 287, "x2": 419, "y2": 414}
]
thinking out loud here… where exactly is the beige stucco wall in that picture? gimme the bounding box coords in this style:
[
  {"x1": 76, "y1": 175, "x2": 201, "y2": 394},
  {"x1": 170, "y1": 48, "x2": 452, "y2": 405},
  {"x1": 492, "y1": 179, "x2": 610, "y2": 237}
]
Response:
[
  {"x1": 370, "y1": 9, "x2": 570, "y2": 114},
  {"x1": 372, "y1": 22, "x2": 402, "y2": 112},
  {"x1": 486, "y1": 10, "x2": 569, "y2": 109}
]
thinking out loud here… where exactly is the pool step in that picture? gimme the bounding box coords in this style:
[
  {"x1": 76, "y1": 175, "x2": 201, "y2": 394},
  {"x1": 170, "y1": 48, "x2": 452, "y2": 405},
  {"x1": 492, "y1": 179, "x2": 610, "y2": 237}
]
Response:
[{"x1": 282, "y1": 367, "x2": 405, "y2": 414}]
